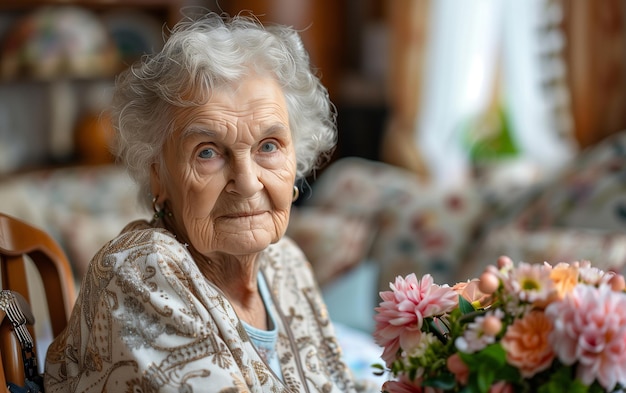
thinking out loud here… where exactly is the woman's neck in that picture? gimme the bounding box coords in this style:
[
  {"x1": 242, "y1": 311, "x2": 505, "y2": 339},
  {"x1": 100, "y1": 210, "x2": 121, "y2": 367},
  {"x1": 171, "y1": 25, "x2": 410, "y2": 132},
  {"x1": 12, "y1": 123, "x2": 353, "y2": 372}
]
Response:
[
  {"x1": 200, "y1": 253, "x2": 268, "y2": 329},
  {"x1": 157, "y1": 214, "x2": 269, "y2": 329}
]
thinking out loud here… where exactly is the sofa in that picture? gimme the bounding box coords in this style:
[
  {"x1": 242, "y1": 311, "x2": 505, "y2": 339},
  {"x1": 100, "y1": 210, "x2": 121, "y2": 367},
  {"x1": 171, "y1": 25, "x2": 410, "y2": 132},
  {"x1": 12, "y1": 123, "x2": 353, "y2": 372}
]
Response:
[
  {"x1": 287, "y1": 130, "x2": 626, "y2": 333},
  {"x1": 1, "y1": 130, "x2": 625, "y2": 383}
]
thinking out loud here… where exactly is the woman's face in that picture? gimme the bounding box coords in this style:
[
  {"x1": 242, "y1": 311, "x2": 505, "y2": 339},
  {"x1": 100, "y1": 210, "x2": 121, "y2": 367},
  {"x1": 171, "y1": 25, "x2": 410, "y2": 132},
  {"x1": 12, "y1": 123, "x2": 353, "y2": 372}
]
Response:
[{"x1": 153, "y1": 76, "x2": 297, "y2": 258}]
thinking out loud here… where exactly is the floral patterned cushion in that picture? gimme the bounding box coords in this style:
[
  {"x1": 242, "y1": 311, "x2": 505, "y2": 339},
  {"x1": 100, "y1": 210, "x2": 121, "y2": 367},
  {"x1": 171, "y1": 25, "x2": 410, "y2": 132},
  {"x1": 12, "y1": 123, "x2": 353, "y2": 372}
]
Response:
[
  {"x1": 466, "y1": 131, "x2": 626, "y2": 278},
  {"x1": 287, "y1": 207, "x2": 375, "y2": 287},
  {"x1": 516, "y1": 132, "x2": 626, "y2": 232},
  {"x1": 2, "y1": 130, "x2": 625, "y2": 299},
  {"x1": 291, "y1": 131, "x2": 626, "y2": 294},
  {"x1": 289, "y1": 157, "x2": 483, "y2": 292},
  {"x1": 0, "y1": 165, "x2": 149, "y2": 280}
]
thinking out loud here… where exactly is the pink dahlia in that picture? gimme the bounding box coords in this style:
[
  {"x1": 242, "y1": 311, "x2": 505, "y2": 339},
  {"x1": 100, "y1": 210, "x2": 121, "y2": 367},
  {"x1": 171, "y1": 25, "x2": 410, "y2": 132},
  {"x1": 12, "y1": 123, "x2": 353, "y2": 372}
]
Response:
[
  {"x1": 381, "y1": 380, "x2": 420, "y2": 393},
  {"x1": 381, "y1": 376, "x2": 422, "y2": 393},
  {"x1": 382, "y1": 375, "x2": 442, "y2": 393},
  {"x1": 374, "y1": 274, "x2": 458, "y2": 366},
  {"x1": 546, "y1": 283, "x2": 626, "y2": 390}
]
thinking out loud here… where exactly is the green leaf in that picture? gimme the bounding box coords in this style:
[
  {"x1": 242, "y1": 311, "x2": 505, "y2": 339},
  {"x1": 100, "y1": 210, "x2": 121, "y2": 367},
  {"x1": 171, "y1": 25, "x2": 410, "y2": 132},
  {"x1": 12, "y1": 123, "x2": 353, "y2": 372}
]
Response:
[
  {"x1": 477, "y1": 368, "x2": 496, "y2": 393},
  {"x1": 587, "y1": 381, "x2": 608, "y2": 393},
  {"x1": 426, "y1": 317, "x2": 448, "y2": 343},
  {"x1": 464, "y1": 367, "x2": 496, "y2": 393},
  {"x1": 458, "y1": 345, "x2": 523, "y2": 393},
  {"x1": 491, "y1": 364, "x2": 520, "y2": 383},
  {"x1": 460, "y1": 344, "x2": 507, "y2": 370},
  {"x1": 371, "y1": 363, "x2": 386, "y2": 376},
  {"x1": 408, "y1": 366, "x2": 421, "y2": 381},
  {"x1": 537, "y1": 366, "x2": 588, "y2": 393},
  {"x1": 422, "y1": 373, "x2": 457, "y2": 390},
  {"x1": 459, "y1": 295, "x2": 476, "y2": 314}
]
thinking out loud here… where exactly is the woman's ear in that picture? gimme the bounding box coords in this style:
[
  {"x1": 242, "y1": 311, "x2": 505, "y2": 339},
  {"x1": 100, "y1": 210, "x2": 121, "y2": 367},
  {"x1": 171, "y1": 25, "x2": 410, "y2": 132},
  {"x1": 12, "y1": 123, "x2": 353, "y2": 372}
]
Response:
[{"x1": 150, "y1": 162, "x2": 168, "y2": 203}]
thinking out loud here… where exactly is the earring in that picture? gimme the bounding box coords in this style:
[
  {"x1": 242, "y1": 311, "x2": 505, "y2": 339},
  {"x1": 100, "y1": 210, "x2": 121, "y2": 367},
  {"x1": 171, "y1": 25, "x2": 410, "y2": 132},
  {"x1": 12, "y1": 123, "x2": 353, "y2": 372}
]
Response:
[
  {"x1": 292, "y1": 186, "x2": 299, "y2": 202},
  {"x1": 152, "y1": 196, "x2": 164, "y2": 220}
]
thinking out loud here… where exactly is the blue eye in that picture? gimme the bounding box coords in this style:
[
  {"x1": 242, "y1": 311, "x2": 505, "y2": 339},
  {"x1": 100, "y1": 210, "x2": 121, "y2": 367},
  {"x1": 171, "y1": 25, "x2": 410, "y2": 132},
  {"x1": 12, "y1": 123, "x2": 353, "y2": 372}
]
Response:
[
  {"x1": 198, "y1": 148, "x2": 216, "y2": 159},
  {"x1": 261, "y1": 142, "x2": 278, "y2": 153}
]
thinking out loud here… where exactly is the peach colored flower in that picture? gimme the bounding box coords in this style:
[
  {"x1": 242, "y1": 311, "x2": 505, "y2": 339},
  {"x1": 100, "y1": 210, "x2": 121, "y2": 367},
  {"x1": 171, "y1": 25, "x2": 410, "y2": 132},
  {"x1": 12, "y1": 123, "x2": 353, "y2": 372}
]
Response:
[
  {"x1": 374, "y1": 274, "x2": 458, "y2": 366},
  {"x1": 453, "y1": 279, "x2": 493, "y2": 308},
  {"x1": 489, "y1": 380, "x2": 514, "y2": 393},
  {"x1": 501, "y1": 310, "x2": 555, "y2": 377},
  {"x1": 446, "y1": 353, "x2": 469, "y2": 385},
  {"x1": 546, "y1": 283, "x2": 626, "y2": 391},
  {"x1": 548, "y1": 262, "x2": 579, "y2": 300}
]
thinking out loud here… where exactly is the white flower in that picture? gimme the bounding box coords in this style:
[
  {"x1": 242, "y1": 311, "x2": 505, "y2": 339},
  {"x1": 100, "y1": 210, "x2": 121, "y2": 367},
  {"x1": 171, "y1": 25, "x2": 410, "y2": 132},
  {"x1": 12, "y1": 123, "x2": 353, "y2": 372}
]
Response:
[
  {"x1": 455, "y1": 309, "x2": 504, "y2": 353},
  {"x1": 508, "y1": 262, "x2": 555, "y2": 303},
  {"x1": 403, "y1": 331, "x2": 438, "y2": 359}
]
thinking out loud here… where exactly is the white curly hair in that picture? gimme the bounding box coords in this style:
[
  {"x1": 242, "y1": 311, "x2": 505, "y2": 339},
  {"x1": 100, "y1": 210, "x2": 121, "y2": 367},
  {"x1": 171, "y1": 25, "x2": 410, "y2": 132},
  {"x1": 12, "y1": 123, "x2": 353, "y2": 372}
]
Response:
[{"x1": 110, "y1": 11, "x2": 337, "y2": 210}]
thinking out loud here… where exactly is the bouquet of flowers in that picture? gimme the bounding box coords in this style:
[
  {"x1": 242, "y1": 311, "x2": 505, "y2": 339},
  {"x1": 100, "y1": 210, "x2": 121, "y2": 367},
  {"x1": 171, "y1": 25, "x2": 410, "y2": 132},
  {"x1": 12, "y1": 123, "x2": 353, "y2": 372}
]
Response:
[{"x1": 372, "y1": 256, "x2": 626, "y2": 393}]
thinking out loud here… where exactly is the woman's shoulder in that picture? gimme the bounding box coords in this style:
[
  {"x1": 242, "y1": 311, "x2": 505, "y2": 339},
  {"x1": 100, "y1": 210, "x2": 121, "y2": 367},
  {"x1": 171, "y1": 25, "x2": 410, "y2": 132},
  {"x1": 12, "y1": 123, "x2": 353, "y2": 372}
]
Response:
[
  {"x1": 79, "y1": 220, "x2": 203, "y2": 318},
  {"x1": 263, "y1": 236, "x2": 316, "y2": 286},
  {"x1": 266, "y1": 236, "x2": 309, "y2": 266},
  {"x1": 87, "y1": 219, "x2": 190, "y2": 279},
  {"x1": 105, "y1": 219, "x2": 180, "y2": 253}
]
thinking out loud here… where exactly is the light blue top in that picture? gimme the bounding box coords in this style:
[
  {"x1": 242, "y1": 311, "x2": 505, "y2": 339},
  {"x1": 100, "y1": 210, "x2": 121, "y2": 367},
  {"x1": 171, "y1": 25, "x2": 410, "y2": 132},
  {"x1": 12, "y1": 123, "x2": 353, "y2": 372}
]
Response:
[{"x1": 241, "y1": 273, "x2": 283, "y2": 381}]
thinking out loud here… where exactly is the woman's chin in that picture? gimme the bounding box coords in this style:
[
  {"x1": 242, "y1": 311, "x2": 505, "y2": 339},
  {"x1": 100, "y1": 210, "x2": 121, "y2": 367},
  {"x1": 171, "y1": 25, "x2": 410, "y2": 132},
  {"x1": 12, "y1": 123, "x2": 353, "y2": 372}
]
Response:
[{"x1": 210, "y1": 230, "x2": 278, "y2": 256}]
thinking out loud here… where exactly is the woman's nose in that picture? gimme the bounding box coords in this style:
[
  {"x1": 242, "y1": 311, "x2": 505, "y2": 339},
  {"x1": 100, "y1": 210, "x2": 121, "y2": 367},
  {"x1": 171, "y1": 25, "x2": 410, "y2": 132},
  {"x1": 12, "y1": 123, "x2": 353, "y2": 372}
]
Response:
[{"x1": 226, "y1": 156, "x2": 263, "y2": 197}]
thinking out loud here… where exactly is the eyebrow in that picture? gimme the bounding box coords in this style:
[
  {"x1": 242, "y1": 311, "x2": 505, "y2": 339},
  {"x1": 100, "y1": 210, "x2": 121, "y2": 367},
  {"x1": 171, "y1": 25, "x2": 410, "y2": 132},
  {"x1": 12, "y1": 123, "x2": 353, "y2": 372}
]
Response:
[
  {"x1": 264, "y1": 123, "x2": 290, "y2": 135},
  {"x1": 180, "y1": 125, "x2": 217, "y2": 139},
  {"x1": 180, "y1": 122, "x2": 289, "y2": 139}
]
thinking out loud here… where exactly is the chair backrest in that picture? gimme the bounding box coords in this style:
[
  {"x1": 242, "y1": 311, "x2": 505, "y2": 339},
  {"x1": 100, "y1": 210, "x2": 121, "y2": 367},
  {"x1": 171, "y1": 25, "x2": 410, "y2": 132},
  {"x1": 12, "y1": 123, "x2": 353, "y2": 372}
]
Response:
[{"x1": 0, "y1": 212, "x2": 76, "y2": 388}]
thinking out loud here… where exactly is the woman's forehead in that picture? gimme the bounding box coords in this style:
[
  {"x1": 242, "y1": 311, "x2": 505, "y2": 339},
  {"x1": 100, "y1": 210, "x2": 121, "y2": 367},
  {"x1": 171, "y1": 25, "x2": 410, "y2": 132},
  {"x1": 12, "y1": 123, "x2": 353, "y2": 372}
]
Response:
[{"x1": 173, "y1": 78, "x2": 288, "y2": 123}]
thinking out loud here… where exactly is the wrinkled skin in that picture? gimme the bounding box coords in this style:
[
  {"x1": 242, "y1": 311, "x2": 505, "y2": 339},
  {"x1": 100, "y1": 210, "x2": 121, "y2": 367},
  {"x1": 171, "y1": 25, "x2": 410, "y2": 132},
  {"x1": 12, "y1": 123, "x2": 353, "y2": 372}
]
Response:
[{"x1": 150, "y1": 76, "x2": 297, "y2": 327}]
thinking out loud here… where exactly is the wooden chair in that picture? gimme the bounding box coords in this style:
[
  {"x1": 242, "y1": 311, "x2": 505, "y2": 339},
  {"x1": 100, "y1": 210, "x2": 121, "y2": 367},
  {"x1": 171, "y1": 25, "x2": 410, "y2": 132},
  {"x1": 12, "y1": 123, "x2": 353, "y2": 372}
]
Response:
[{"x1": 0, "y1": 212, "x2": 76, "y2": 389}]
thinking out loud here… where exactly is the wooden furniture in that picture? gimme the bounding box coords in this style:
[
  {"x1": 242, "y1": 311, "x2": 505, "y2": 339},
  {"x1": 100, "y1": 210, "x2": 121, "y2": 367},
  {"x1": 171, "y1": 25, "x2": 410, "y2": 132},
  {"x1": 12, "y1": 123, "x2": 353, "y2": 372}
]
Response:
[
  {"x1": 0, "y1": 1, "x2": 184, "y2": 174},
  {"x1": 0, "y1": 0, "x2": 183, "y2": 30},
  {"x1": 221, "y1": 0, "x2": 345, "y2": 100},
  {"x1": 0, "y1": 212, "x2": 76, "y2": 388},
  {"x1": 380, "y1": 0, "x2": 431, "y2": 181},
  {"x1": 561, "y1": 0, "x2": 626, "y2": 148}
]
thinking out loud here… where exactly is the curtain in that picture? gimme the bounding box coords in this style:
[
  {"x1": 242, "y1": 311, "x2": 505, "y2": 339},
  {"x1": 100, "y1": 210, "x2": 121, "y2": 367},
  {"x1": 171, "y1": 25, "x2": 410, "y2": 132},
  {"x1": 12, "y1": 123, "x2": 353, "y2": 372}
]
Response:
[{"x1": 384, "y1": 0, "x2": 592, "y2": 188}]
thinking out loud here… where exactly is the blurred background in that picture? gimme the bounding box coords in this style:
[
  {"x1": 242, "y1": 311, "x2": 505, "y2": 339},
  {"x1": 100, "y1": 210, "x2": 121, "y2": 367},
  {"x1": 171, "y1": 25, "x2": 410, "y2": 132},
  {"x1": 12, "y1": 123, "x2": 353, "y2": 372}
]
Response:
[
  {"x1": 2, "y1": 0, "x2": 626, "y2": 291},
  {"x1": 1, "y1": 1, "x2": 625, "y2": 382},
  {"x1": 0, "y1": 0, "x2": 624, "y2": 181},
  {"x1": 0, "y1": 0, "x2": 375, "y2": 175}
]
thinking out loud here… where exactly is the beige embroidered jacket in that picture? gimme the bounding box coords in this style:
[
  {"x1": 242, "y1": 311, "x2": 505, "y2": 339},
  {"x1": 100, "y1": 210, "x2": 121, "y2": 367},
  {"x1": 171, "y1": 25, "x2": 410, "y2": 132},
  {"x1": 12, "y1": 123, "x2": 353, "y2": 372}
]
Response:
[{"x1": 44, "y1": 220, "x2": 358, "y2": 392}]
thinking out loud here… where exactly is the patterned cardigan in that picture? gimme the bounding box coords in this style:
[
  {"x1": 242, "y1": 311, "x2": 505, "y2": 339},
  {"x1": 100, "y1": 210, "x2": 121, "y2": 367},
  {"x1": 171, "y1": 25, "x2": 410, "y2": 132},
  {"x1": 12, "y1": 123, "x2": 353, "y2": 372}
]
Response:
[{"x1": 44, "y1": 220, "x2": 358, "y2": 393}]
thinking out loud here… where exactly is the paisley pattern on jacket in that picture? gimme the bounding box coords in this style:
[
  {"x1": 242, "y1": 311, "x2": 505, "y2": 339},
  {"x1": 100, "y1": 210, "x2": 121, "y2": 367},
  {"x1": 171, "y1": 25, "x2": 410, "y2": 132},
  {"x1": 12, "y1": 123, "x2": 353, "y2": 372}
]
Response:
[{"x1": 44, "y1": 220, "x2": 357, "y2": 393}]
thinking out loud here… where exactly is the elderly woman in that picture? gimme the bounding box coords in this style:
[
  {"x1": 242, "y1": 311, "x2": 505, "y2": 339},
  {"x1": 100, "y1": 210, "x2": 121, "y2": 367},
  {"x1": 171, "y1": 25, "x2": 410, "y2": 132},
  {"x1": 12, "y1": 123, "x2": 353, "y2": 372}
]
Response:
[{"x1": 44, "y1": 12, "x2": 359, "y2": 393}]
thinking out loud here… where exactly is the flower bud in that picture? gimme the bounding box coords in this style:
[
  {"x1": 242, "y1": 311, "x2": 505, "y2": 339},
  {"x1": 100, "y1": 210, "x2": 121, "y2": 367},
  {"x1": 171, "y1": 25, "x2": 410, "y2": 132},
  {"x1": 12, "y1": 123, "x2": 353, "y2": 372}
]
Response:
[
  {"x1": 609, "y1": 273, "x2": 626, "y2": 292},
  {"x1": 478, "y1": 271, "x2": 500, "y2": 294},
  {"x1": 482, "y1": 315, "x2": 502, "y2": 336},
  {"x1": 447, "y1": 353, "x2": 469, "y2": 385},
  {"x1": 497, "y1": 255, "x2": 514, "y2": 269}
]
